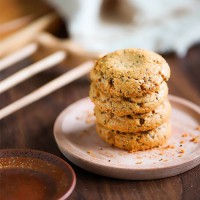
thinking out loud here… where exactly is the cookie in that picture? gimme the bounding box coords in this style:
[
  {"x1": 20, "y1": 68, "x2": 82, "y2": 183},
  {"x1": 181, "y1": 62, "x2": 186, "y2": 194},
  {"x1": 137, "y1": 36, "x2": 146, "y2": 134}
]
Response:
[
  {"x1": 94, "y1": 99, "x2": 171, "y2": 133},
  {"x1": 90, "y1": 48, "x2": 170, "y2": 97},
  {"x1": 96, "y1": 122, "x2": 171, "y2": 152},
  {"x1": 90, "y1": 81, "x2": 168, "y2": 115}
]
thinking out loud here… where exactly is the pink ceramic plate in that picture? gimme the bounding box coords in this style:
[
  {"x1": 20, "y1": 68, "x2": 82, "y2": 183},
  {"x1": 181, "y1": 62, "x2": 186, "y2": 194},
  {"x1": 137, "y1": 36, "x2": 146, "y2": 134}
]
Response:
[
  {"x1": 0, "y1": 149, "x2": 76, "y2": 200},
  {"x1": 54, "y1": 95, "x2": 200, "y2": 180}
]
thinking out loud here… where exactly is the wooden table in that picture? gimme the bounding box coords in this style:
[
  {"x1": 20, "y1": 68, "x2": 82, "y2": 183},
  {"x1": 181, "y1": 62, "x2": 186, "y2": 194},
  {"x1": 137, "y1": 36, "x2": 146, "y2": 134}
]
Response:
[{"x1": 1, "y1": 45, "x2": 200, "y2": 200}]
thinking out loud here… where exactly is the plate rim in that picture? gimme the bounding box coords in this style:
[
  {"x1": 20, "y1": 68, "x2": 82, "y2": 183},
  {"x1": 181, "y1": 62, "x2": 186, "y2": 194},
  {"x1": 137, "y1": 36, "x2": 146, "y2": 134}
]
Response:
[
  {"x1": 53, "y1": 95, "x2": 200, "y2": 178},
  {"x1": 0, "y1": 148, "x2": 76, "y2": 200}
]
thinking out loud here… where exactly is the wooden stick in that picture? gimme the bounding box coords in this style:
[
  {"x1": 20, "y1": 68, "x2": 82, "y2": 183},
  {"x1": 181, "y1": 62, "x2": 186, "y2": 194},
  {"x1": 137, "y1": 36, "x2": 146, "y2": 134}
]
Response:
[
  {"x1": 0, "y1": 15, "x2": 33, "y2": 35},
  {"x1": 0, "y1": 51, "x2": 66, "y2": 93},
  {"x1": 0, "y1": 61, "x2": 94, "y2": 119},
  {"x1": 0, "y1": 13, "x2": 57, "y2": 57},
  {"x1": 0, "y1": 43, "x2": 38, "y2": 71}
]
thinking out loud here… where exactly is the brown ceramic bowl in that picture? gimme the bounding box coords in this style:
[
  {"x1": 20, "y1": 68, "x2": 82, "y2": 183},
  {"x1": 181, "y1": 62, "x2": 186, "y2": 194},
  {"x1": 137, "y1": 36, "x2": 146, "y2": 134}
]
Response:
[{"x1": 0, "y1": 149, "x2": 76, "y2": 200}]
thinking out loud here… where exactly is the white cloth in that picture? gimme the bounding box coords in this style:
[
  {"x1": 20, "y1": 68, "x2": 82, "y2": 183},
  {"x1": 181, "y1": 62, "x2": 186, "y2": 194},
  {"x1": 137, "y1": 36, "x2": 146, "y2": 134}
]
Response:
[{"x1": 47, "y1": 0, "x2": 200, "y2": 56}]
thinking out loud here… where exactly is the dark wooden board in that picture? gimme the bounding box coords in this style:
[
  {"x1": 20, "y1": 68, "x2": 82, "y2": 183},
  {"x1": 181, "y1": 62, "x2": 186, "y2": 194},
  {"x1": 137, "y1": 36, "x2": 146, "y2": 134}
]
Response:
[{"x1": 1, "y1": 44, "x2": 200, "y2": 200}]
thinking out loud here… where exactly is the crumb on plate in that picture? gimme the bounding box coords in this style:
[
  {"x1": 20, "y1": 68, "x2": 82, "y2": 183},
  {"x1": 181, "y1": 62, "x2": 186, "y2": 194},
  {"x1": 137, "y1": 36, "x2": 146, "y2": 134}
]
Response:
[
  {"x1": 87, "y1": 150, "x2": 93, "y2": 154},
  {"x1": 182, "y1": 133, "x2": 188, "y2": 137},
  {"x1": 165, "y1": 144, "x2": 175, "y2": 149},
  {"x1": 195, "y1": 126, "x2": 200, "y2": 131},
  {"x1": 190, "y1": 137, "x2": 199, "y2": 143},
  {"x1": 179, "y1": 149, "x2": 185, "y2": 154}
]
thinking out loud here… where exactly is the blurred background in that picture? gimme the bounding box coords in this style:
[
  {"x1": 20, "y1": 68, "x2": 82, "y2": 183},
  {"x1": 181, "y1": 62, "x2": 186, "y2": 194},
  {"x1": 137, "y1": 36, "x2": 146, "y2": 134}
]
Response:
[
  {"x1": 1, "y1": 0, "x2": 200, "y2": 55},
  {"x1": 1, "y1": 2, "x2": 199, "y2": 199},
  {"x1": 0, "y1": 0, "x2": 200, "y2": 116}
]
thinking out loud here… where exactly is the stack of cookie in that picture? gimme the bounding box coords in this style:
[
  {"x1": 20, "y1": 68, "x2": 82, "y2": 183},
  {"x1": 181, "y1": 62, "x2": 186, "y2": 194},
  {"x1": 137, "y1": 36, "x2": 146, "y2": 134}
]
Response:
[{"x1": 90, "y1": 48, "x2": 171, "y2": 152}]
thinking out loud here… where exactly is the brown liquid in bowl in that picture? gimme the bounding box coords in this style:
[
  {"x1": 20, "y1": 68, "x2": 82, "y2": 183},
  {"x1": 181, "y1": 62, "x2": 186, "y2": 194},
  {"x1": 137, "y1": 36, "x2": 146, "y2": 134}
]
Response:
[
  {"x1": 0, "y1": 150, "x2": 76, "y2": 200},
  {"x1": 1, "y1": 168, "x2": 57, "y2": 200}
]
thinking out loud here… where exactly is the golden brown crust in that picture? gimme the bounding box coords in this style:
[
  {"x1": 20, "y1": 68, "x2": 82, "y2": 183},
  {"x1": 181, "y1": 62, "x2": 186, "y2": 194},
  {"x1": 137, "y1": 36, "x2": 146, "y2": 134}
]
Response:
[
  {"x1": 90, "y1": 48, "x2": 170, "y2": 97},
  {"x1": 90, "y1": 81, "x2": 168, "y2": 115},
  {"x1": 96, "y1": 122, "x2": 171, "y2": 152},
  {"x1": 90, "y1": 48, "x2": 171, "y2": 151},
  {"x1": 94, "y1": 99, "x2": 171, "y2": 133}
]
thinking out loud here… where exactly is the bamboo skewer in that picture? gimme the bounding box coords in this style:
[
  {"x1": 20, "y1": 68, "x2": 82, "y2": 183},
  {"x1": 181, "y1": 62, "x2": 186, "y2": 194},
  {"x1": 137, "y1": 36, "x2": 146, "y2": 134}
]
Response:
[
  {"x1": 0, "y1": 13, "x2": 57, "y2": 57},
  {"x1": 0, "y1": 60, "x2": 94, "y2": 119},
  {"x1": 0, "y1": 51, "x2": 66, "y2": 93},
  {"x1": 0, "y1": 15, "x2": 33, "y2": 35},
  {"x1": 0, "y1": 14, "x2": 33, "y2": 40},
  {"x1": 0, "y1": 43, "x2": 38, "y2": 71},
  {"x1": 0, "y1": 12, "x2": 98, "y2": 119}
]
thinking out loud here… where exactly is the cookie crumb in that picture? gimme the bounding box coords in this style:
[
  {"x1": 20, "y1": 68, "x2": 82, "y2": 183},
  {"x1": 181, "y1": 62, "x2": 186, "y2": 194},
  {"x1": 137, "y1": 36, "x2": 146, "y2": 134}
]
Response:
[
  {"x1": 159, "y1": 152, "x2": 164, "y2": 155},
  {"x1": 180, "y1": 140, "x2": 184, "y2": 144},
  {"x1": 87, "y1": 150, "x2": 96, "y2": 158},
  {"x1": 136, "y1": 162, "x2": 142, "y2": 164},
  {"x1": 165, "y1": 144, "x2": 175, "y2": 149},
  {"x1": 179, "y1": 149, "x2": 185, "y2": 154},
  {"x1": 87, "y1": 150, "x2": 93, "y2": 154},
  {"x1": 190, "y1": 137, "x2": 199, "y2": 143},
  {"x1": 182, "y1": 133, "x2": 188, "y2": 137},
  {"x1": 178, "y1": 154, "x2": 183, "y2": 157},
  {"x1": 195, "y1": 126, "x2": 200, "y2": 131}
]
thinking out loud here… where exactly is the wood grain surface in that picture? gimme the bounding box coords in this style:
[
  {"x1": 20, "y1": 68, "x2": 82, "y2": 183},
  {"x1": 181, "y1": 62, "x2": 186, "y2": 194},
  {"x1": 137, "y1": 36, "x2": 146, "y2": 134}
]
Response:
[{"x1": 0, "y1": 44, "x2": 200, "y2": 200}]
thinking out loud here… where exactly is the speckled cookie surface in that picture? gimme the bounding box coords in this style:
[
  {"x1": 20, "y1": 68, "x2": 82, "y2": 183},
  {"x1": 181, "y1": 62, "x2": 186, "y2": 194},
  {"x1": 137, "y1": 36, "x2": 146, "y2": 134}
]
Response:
[
  {"x1": 90, "y1": 81, "x2": 168, "y2": 115},
  {"x1": 94, "y1": 99, "x2": 171, "y2": 133},
  {"x1": 96, "y1": 122, "x2": 171, "y2": 152},
  {"x1": 90, "y1": 48, "x2": 170, "y2": 97}
]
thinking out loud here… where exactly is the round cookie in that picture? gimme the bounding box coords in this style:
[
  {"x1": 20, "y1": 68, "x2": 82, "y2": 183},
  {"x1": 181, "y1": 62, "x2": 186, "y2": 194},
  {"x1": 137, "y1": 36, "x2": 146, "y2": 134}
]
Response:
[
  {"x1": 96, "y1": 122, "x2": 171, "y2": 152},
  {"x1": 94, "y1": 99, "x2": 171, "y2": 133},
  {"x1": 90, "y1": 48, "x2": 170, "y2": 97},
  {"x1": 90, "y1": 81, "x2": 168, "y2": 115}
]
